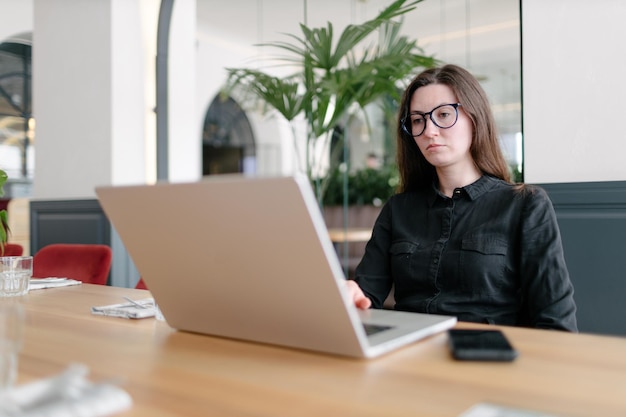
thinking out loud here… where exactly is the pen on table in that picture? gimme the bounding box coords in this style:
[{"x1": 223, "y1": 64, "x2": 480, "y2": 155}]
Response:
[{"x1": 122, "y1": 297, "x2": 150, "y2": 309}]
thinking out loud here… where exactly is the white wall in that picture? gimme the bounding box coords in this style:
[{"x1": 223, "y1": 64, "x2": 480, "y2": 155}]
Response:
[
  {"x1": 31, "y1": 0, "x2": 197, "y2": 199},
  {"x1": 0, "y1": 0, "x2": 32, "y2": 40},
  {"x1": 33, "y1": 0, "x2": 117, "y2": 199},
  {"x1": 168, "y1": 0, "x2": 199, "y2": 183},
  {"x1": 522, "y1": 0, "x2": 626, "y2": 183},
  {"x1": 111, "y1": 0, "x2": 151, "y2": 187},
  {"x1": 194, "y1": 0, "x2": 304, "y2": 177}
]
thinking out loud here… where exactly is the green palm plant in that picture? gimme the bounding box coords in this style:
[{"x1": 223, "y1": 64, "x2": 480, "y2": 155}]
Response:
[
  {"x1": 224, "y1": 0, "x2": 436, "y2": 203},
  {"x1": 0, "y1": 169, "x2": 8, "y2": 252}
]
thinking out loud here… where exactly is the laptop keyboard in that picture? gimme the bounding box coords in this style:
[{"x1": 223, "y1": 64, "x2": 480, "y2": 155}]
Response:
[{"x1": 363, "y1": 323, "x2": 393, "y2": 336}]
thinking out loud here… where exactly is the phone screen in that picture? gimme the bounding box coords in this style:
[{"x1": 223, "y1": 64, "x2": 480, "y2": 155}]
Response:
[{"x1": 448, "y1": 329, "x2": 518, "y2": 362}]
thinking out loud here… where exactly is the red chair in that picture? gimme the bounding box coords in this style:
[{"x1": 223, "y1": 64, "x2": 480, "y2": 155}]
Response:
[
  {"x1": 33, "y1": 243, "x2": 112, "y2": 285},
  {"x1": 135, "y1": 277, "x2": 148, "y2": 289},
  {"x1": 2, "y1": 243, "x2": 24, "y2": 256}
]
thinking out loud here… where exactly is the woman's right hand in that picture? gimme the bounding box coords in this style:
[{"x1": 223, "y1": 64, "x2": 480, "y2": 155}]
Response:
[{"x1": 345, "y1": 280, "x2": 372, "y2": 310}]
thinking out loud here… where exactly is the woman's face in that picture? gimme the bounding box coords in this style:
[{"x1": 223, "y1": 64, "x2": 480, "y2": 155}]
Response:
[{"x1": 408, "y1": 84, "x2": 475, "y2": 171}]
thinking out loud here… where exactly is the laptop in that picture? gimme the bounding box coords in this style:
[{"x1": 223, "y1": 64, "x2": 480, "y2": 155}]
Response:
[{"x1": 96, "y1": 174, "x2": 456, "y2": 358}]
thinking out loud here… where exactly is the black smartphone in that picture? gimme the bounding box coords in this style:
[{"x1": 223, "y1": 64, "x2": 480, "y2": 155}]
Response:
[{"x1": 448, "y1": 329, "x2": 518, "y2": 362}]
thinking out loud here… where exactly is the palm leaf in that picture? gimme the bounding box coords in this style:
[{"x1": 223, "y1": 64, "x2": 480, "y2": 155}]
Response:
[
  {"x1": 331, "y1": 0, "x2": 422, "y2": 62},
  {"x1": 0, "y1": 210, "x2": 7, "y2": 244},
  {"x1": 224, "y1": 68, "x2": 305, "y2": 121},
  {"x1": 223, "y1": 0, "x2": 435, "y2": 202},
  {"x1": 253, "y1": 0, "x2": 425, "y2": 73},
  {"x1": 0, "y1": 169, "x2": 6, "y2": 197},
  {"x1": 0, "y1": 168, "x2": 7, "y2": 249},
  {"x1": 299, "y1": 24, "x2": 335, "y2": 70}
]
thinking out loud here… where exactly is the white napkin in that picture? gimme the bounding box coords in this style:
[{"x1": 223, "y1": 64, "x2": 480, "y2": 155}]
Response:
[
  {"x1": 91, "y1": 298, "x2": 156, "y2": 319},
  {"x1": 29, "y1": 278, "x2": 82, "y2": 290},
  {"x1": 0, "y1": 364, "x2": 132, "y2": 417}
]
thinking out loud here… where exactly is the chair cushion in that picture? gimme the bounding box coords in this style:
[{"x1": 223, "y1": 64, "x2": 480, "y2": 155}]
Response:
[
  {"x1": 33, "y1": 243, "x2": 112, "y2": 285},
  {"x1": 2, "y1": 243, "x2": 24, "y2": 256}
]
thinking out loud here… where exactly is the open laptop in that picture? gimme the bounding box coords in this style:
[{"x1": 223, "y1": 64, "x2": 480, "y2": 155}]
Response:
[{"x1": 96, "y1": 174, "x2": 456, "y2": 358}]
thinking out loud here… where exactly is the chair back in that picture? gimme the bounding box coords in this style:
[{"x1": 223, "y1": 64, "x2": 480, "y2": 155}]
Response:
[
  {"x1": 33, "y1": 243, "x2": 112, "y2": 285},
  {"x1": 135, "y1": 277, "x2": 148, "y2": 289},
  {"x1": 1, "y1": 243, "x2": 24, "y2": 256}
]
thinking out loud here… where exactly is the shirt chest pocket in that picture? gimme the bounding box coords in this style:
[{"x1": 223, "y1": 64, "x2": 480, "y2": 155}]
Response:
[
  {"x1": 389, "y1": 241, "x2": 419, "y2": 274},
  {"x1": 459, "y1": 236, "x2": 510, "y2": 293},
  {"x1": 389, "y1": 241, "x2": 432, "y2": 289},
  {"x1": 390, "y1": 241, "x2": 419, "y2": 257},
  {"x1": 461, "y1": 237, "x2": 508, "y2": 256}
]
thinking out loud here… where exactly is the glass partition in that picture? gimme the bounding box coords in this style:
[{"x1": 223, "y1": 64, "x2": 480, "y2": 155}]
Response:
[
  {"x1": 411, "y1": 0, "x2": 522, "y2": 180},
  {"x1": 200, "y1": 0, "x2": 522, "y2": 183}
]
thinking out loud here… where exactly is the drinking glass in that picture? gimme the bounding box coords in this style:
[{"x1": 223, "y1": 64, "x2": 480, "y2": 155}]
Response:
[
  {"x1": 0, "y1": 300, "x2": 24, "y2": 390},
  {"x1": 0, "y1": 256, "x2": 33, "y2": 297}
]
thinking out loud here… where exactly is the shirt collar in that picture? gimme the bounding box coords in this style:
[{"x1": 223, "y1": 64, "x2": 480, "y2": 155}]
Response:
[{"x1": 427, "y1": 174, "x2": 500, "y2": 205}]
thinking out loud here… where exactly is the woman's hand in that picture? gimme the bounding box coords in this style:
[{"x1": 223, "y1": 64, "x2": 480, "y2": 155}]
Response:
[{"x1": 345, "y1": 280, "x2": 372, "y2": 310}]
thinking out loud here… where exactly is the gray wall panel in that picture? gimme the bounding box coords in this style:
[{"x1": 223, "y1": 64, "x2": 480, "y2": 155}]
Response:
[{"x1": 542, "y1": 181, "x2": 626, "y2": 336}]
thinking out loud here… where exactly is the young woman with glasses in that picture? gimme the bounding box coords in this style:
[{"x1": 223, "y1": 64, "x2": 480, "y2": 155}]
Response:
[{"x1": 346, "y1": 64, "x2": 578, "y2": 331}]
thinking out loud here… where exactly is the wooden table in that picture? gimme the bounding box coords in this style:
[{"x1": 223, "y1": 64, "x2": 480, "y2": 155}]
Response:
[
  {"x1": 327, "y1": 227, "x2": 372, "y2": 277},
  {"x1": 11, "y1": 284, "x2": 626, "y2": 416},
  {"x1": 327, "y1": 227, "x2": 372, "y2": 243}
]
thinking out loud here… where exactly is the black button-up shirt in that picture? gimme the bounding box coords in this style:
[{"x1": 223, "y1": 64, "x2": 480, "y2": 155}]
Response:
[{"x1": 354, "y1": 175, "x2": 578, "y2": 331}]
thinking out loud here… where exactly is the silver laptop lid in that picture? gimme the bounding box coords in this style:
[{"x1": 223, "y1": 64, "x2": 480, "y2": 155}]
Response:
[{"x1": 97, "y1": 174, "x2": 371, "y2": 356}]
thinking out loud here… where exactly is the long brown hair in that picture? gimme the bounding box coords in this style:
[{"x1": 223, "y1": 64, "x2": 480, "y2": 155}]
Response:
[{"x1": 396, "y1": 64, "x2": 511, "y2": 192}]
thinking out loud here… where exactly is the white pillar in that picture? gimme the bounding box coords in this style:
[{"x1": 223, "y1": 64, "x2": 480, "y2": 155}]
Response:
[
  {"x1": 32, "y1": 0, "x2": 198, "y2": 199},
  {"x1": 168, "y1": 0, "x2": 199, "y2": 183},
  {"x1": 522, "y1": 0, "x2": 626, "y2": 183}
]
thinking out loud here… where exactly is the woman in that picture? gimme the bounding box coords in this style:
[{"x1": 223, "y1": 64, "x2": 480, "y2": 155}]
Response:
[{"x1": 347, "y1": 64, "x2": 577, "y2": 331}]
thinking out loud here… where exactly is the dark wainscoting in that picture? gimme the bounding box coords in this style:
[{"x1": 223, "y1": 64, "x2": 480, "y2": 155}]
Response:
[
  {"x1": 29, "y1": 198, "x2": 111, "y2": 264},
  {"x1": 30, "y1": 198, "x2": 139, "y2": 289},
  {"x1": 541, "y1": 181, "x2": 626, "y2": 337}
]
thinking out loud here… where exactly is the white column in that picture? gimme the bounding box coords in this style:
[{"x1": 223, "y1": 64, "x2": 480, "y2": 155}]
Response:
[
  {"x1": 522, "y1": 0, "x2": 626, "y2": 183},
  {"x1": 32, "y1": 0, "x2": 198, "y2": 199},
  {"x1": 168, "y1": 0, "x2": 199, "y2": 183}
]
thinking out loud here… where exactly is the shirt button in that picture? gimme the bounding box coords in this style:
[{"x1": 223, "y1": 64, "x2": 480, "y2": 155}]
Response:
[{"x1": 433, "y1": 258, "x2": 439, "y2": 264}]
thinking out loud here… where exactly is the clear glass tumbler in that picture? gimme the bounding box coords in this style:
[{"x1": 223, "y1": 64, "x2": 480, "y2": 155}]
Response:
[
  {"x1": 0, "y1": 256, "x2": 33, "y2": 297},
  {"x1": 0, "y1": 300, "x2": 24, "y2": 390}
]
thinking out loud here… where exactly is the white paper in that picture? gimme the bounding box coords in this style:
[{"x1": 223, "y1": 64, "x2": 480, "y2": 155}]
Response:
[{"x1": 29, "y1": 278, "x2": 82, "y2": 291}]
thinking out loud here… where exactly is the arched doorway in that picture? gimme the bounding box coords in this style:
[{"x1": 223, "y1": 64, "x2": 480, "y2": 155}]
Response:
[
  {"x1": 0, "y1": 31, "x2": 32, "y2": 181},
  {"x1": 201, "y1": 95, "x2": 255, "y2": 175}
]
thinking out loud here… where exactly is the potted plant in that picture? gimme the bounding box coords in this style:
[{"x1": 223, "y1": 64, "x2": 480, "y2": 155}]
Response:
[
  {"x1": 0, "y1": 168, "x2": 8, "y2": 252},
  {"x1": 0, "y1": 169, "x2": 32, "y2": 298},
  {"x1": 223, "y1": 0, "x2": 436, "y2": 205},
  {"x1": 322, "y1": 165, "x2": 399, "y2": 207},
  {"x1": 321, "y1": 165, "x2": 398, "y2": 252}
]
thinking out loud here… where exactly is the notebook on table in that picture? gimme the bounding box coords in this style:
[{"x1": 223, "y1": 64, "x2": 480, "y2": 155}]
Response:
[{"x1": 95, "y1": 174, "x2": 456, "y2": 358}]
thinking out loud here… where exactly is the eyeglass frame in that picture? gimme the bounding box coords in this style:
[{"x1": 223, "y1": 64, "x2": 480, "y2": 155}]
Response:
[{"x1": 401, "y1": 103, "x2": 462, "y2": 138}]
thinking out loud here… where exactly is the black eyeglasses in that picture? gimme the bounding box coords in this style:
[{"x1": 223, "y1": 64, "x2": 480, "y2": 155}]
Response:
[{"x1": 401, "y1": 103, "x2": 462, "y2": 137}]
